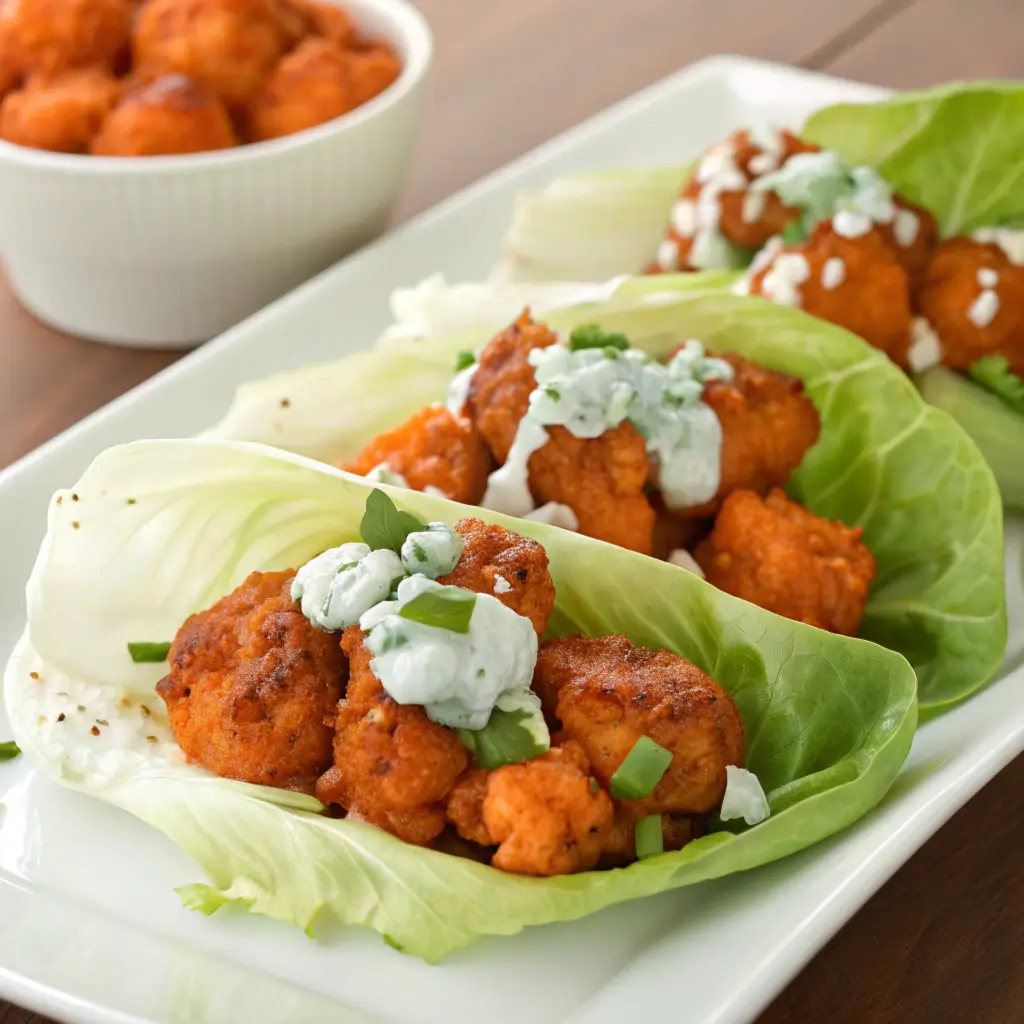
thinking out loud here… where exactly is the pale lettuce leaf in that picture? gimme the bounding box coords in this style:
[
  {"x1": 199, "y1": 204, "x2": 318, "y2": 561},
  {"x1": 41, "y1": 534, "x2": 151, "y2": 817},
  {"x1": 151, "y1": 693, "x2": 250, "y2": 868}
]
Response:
[{"x1": 5, "y1": 438, "x2": 916, "y2": 961}]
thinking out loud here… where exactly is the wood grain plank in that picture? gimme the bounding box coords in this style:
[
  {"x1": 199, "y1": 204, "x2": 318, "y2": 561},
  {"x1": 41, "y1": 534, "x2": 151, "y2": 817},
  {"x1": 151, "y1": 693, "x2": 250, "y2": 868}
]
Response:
[{"x1": 823, "y1": 0, "x2": 1024, "y2": 85}]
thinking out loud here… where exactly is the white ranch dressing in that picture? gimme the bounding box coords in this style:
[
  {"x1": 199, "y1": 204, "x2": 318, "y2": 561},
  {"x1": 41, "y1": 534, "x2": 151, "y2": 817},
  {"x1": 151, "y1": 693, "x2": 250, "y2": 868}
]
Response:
[
  {"x1": 482, "y1": 339, "x2": 734, "y2": 517},
  {"x1": 968, "y1": 290, "x2": 1000, "y2": 329},
  {"x1": 907, "y1": 317, "x2": 943, "y2": 373},
  {"x1": 972, "y1": 227, "x2": 1024, "y2": 265},
  {"x1": 821, "y1": 257, "x2": 846, "y2": 291},
  {"x1": 760, "y1": 253, "x2": 810, "y2": 306}
]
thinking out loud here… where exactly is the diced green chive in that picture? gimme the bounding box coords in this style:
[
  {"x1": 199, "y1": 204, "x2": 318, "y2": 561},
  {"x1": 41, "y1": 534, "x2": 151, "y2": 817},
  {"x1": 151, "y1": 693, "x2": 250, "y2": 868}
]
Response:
[
  {"x1": 399, "y1": 586, "x2": 476, "y2": 633},
  {"x1": 127, "y1": 642, "x2": 171, "y2": 663},
  {"x1": 544, "y1": 386, "x2": 561, "y2": 401},
  {"x1": 457, "y1": 708, "x2": 549, "y2": 770},
  {"x1": 455, "y1": 350, "x2": 476, "y2": 372},
  {"x1": 0, "y1": 740, "x2": 21, "y2": 761},
  {"x1": 635, "y1": 815, "x2": 663, "y2": 860},
  {"x1": 360, "y1": 489, "x2": 426, "y2": 553},
  {"x1": 610, "y1": 735, "x2": 673, "y2": 799},
  {"x1": 336, "y1": 561, "x2": 359, "y2": 574},
  {"x1": 568, "y1": 323, "x2": 631, "y2": 352}
]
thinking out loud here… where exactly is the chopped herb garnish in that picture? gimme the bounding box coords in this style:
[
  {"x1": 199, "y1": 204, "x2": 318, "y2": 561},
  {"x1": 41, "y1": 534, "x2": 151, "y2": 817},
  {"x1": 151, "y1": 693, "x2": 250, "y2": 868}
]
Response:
[
  {"x1": 568, "y1": 323, "x2": 630, "y2": 352},
  {"x1": 378, "y1": 632, "x2": 410, "y2": 654},
  {"x1": 458, "y1": 708, "x2": 548, "y2": 770},
  {"x1": 610, "y1": 735, "x2": 673, "y2": 799},
  {"x1": 128, "y1": 641, "x2": 171, "y2": 663},
  {"x1": 71, "y1": 493, "x2": 79, "y2": 502},
  {"x1": 635, "y1": 815, "x2": 664, "y2": 860},
  {"x1": 0, "y1": 741, "x2": 21, "y2": 760},
  {"x1": 77, "y1": 705, "x2": 86, "y2": 713},
  {"x1": 781, "y1": 217, "x2": 810, "y2": 244},
  {"x1": 126, "y1": 498, "x2": 136, "y2": 505},
  {"x1": 146, "y1": 736, "x2": 158, "y2": 744},
  {"x1": 603, "y1": 345, "x2": 622, "y2": 360},
  {"x1": 968, "y1": 355, "x2": 1024, "y2": 415},
  {"x1": 96, "y1": 719, "x2": 109, "y2": 727},
  {"x1": 399, "y1": 586, "x2": 476, "y2": 634},
  {"x1": 336, "y1": 561, "x2": 359, "y2": 575},
  {"x1": 360, "y1": 489, "x2": 425, "y2": 554},
  {"x1": 544, "y1": 386, "x2": 561, "y2": 401},
  {"x1": 455, "y1": 350, "x2": 476, "y2": 372}
]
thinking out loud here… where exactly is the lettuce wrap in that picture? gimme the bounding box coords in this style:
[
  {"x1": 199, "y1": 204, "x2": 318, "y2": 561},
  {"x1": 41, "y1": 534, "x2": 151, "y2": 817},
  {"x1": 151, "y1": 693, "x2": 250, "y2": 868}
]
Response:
[
  {"x1": 4, "y1": 438, "x2": 916, "y2": 961},
  {"x1": 208, "y1": 286, "x2": 1007, "y2": 709},
  {"x1": 493, "y1": 82, "x2": 1024, "y2": 509}
]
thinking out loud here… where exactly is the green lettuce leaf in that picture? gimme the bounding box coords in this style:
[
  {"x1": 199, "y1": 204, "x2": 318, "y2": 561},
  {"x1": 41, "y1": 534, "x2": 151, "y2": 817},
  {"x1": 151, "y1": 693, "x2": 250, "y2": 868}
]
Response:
[
  {"x1": 208, "y1": 286, "x2": 1007, "y2": 708},
  {"x1": 967, "y1": 356, "x2": 1024, "y2": 416},
  {"x1": 5, "y1": 438, "x2": 915, "y2": 962}
]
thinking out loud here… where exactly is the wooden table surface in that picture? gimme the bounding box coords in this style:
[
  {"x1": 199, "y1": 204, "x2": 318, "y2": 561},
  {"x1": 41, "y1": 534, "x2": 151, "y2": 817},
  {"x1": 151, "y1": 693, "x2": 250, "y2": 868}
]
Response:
[{"x1": 1, "y1": 0, "x2": 1022, "y2": 1021}]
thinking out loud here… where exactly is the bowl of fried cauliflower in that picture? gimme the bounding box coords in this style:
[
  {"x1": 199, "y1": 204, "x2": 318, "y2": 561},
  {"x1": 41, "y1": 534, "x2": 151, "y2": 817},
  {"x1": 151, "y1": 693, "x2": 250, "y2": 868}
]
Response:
[{"x1": 0, "y1": 0, "x2": 431, "y2": 345}]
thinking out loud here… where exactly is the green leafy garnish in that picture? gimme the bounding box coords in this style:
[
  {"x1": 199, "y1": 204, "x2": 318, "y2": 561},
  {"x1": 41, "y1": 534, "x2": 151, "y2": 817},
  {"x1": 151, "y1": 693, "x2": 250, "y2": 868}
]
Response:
[
  {"x1": 634, "y1": 815, "x2": 663, "y2": 860},
  {"x1": 360, "y1": 488, "x2": 425, "y2": 553},
  {"x1": 455, "y1": 350, "x2": 476, "y2": 372},
  {"x1": 968, "y1": 356, "x2": 1024, "y2": 415},
  {"x1": 543, "y1": 386, "x2": 561, "y2": 401},
  {"x1": 609, "y1": 736, "x2": 673, "y2": 799},
  {"x1": 0, "y1": 741, "x2": 21, "y2": 761},
  {"x1": 336, "y1": 561, "x2": 359, "y2": 574},
  {"x1": 568, "y1": 323, "x2": 630, "y2": 352},
  {"x1": 781, "y1": 217, "x2": 810, "y2": 244},
  {"x1": 127, "y1": 642, "x2": 171, "y2": 663},
  {"x1": 399, "y1": 586, "x2": 476, "y2": 633},
  {"x1": 458, "y1": 708, "x2": 549, "y2": 770}
]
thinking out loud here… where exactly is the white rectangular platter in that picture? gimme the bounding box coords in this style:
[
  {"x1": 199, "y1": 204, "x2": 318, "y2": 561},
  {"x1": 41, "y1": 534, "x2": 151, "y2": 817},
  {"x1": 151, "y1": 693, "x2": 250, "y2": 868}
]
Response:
[{"x1": 1, "y1": 55, "x2": 1022, "y2": 1024}]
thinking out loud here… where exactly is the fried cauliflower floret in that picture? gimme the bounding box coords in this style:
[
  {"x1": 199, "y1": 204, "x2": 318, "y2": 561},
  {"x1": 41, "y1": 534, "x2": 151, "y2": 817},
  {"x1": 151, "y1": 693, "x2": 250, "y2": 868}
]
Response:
[
  {"x1": 650, "y1": 493, "x2": 709, "y2": 561},
  {"x1": 347, "y1": 40, "x2": 399, "y2": 107},
  {"x1": 341, "y1": 403, "x2": 492, "y2": 505},
  {"x1": 534, "y1": 635, "x2": 745, "y2": 817},
  {"x1": 132, "y1": 0, "x2": 293, "y2": 109},
  {"x1": 315, "y1": 626, "x2": 469, "y2": 845},
  {"x1": 0, "y1": 17, "x2": 23, "y2": 98},
  {"x1": 916, "y1": 237, "x2": 1024, "y2": 375},
  {"x1": 880, "y1": 197, "x2": 938, "y2": 288},
  {"x1": 288, "y1": 0, "x2": 357, "y2": 46},
  {"x1": 749, "y1": 221, "x2": 914, "y2": 366},
  {"x1": 91, "y1": 73, "x2": 236, "y2": 155},
  {"x1": 529, "y1": 421, "x2": 656, "y2": 554},
  {"x1": 467, "y1": 311, "x2": 656, "y2": 552},
  {"x1": 467, "y1": 311, "x2": 559, "y2": 462},
  {"x1": 8, "y1": 0, "x2": 130, "y2": 75},
  {"x1": 653, "y1": 129, "x2": 819, "y2": 272},
  {"x1": 0, "y1": 67, "x2": 121, "y2": 151},
  {"x1": 677, "y1": 351, "x2": 820, "y2": 518},
  {"x1": 695, "y1": 488, "x2": 876, "y2": 635},
  {"x1": 437, "y1": 516, "x2": 555, "y2": 635},
  {"x1": 156, "y1": 570, "x2": 344, "y2": 793},
  {"x1": 247, "y1": 36, "x2": 353, "y2": 142},
  {"x1": 446, "y1": 741, "x2": 614, "y2": 876}
]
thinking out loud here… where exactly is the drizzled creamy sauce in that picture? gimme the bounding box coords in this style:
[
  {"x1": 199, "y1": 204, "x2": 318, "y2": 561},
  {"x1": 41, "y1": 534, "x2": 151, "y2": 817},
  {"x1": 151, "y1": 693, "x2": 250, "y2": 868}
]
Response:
[
  {"x1": 907, "y1": 317, "x2": 943, "y2": 373},
  {"x1": 972, "y1": 227, "x2": 1024, "y2": 265}
]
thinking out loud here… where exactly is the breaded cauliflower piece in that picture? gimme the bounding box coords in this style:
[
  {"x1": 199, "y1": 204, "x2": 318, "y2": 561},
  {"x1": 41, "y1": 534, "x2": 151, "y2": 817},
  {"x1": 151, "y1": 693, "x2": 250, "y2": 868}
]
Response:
[
  {"x1": 748, "y1": 220, "x2": 914, "y2": 366},
  {"x1": 91, "y1": 73, "x2": 236, "y2": 155},
  {"x1": 916, "y1": 236, "x2": 1024, "y2": 375},
  {"x1": 1, "y1": 67, "x2": 121, "y2": 152},
  {"x1": 156, "y1": 570, "x2": 345, "y2": 793},
  {"x1": 341, "y1": 403, "x2": 492, "y2": 505},
  {"x1": 8, "y1": 0, "x2": 130, "y2": 76},
  {"x1": 437, "y1": 516, "x2": 555, "y2": 636},
  {"x1": 879, "y1": 196, "x2": 939, "y2": 288},
  {"x1": 315, "y1": 626, "x2": 469, "y2": 846},
  {"x1": 679, "y1": 351, "x2": 820, "y2": 518},
  {"x1": 534, "y1": 634, "x2": 745, "y2": 817},
  {"x1": 347, "y1": 40, "x2": 399, "y2": 107},
  {"x1": 695, "y1": 488, "x2": 876, "y2": 635},
  {"x1": 446, "y1": 740, "x2": 614, "y2": 876}
]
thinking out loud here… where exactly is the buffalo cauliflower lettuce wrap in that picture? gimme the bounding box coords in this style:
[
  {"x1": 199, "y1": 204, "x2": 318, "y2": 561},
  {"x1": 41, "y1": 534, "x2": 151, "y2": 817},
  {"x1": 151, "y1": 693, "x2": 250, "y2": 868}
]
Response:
[
  {"x1": 494, "y1": 82, "x2": 1024, "y2": 509},
  {"x1": 208, "y1": 286, "x2": 1007, "y2": 709},
  {"x1": 4, "y1": 438, "x2": 916, "y2": 961}
]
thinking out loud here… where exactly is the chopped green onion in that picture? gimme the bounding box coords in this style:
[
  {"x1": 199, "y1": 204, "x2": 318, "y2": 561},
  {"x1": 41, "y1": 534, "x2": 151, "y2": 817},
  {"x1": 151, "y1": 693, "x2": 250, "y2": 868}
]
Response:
[
  {"x1": 455, "y1": 350, "x2": 476, "y2": 372},
  {"x1": 127, "y1": 642, "x2": 171, "y2": 663},
  {"x1": 360, "y1": 488, "x2": 425, "y2": 553},
  {"x1": 458, "y1": 708, "x2": 549, "y2": 769},
  {"x1": 609, "y1": 735, "x2": 673, "y2": 799},
  {"x1": 0, "y1": 740, "x2": 21, "y2": 761},
  {"x1": 568, "y1": 323, "x2": 630, "y2": 352},
  {"x1": 635, "y1": 815, "x2": 663, "y2": 860},
  {"x1": 399, "y1": 586, "x2": 476, "y2": 633}
]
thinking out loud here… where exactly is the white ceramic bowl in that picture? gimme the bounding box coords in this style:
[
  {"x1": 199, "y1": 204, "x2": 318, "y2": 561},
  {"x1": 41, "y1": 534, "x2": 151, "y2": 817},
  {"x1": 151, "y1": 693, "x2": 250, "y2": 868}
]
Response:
[{"x1": 0, "y1": 0, "x2": 432, "y2": 347}]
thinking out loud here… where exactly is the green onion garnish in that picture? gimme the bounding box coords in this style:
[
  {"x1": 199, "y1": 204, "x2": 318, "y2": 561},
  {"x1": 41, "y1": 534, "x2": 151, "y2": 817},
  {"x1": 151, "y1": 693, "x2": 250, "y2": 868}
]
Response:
[
  {"x1": 568, "y1": 324, "x2": 630, "y2": 352},
  {"x1": 457, "y1": 708, "x2": 549, "y2": 769},
  {"x1": 455, "y1": 350, "x2": 476, "y2": 372},
  {"x1": 360, "y1": 488, "x2": 425, "y2": 553},
  {"x1": 0, "y1": 740, "x2": 21, "y2": 761},
  {"x1": 610, "y1": 735, "x2": 673, "y2": 799},
  {"x1": 127, "y1": 642, "x2": 171, "y2": 663},
  {"x1": 635, "y1": 815, "x2": 663, "y2": 859},
  {"x1": 399, "y1": 586, "x2": 476, "y2": 633}
]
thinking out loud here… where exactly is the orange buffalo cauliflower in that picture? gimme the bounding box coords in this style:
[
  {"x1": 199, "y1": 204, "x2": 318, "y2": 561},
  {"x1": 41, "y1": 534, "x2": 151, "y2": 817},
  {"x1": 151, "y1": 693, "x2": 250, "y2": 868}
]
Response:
[{"x1": 695, "y1": 488, "x2": 876, "y2": 635}]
